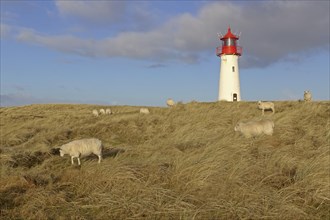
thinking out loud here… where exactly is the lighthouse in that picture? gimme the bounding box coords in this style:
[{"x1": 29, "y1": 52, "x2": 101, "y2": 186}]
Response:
[{"x1": 216, "y1": 27, "x2": 242, "y2": 101}]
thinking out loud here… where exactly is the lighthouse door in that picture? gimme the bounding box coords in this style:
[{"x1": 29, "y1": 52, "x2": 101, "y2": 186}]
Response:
[{"x1": 233, "y1": 93, "x2": 238, "y2": 101}]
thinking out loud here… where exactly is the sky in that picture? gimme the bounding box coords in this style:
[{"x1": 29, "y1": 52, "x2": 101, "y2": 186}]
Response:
[{"x1": 1, "y1": 1, "x2": 329, "y2": 107}]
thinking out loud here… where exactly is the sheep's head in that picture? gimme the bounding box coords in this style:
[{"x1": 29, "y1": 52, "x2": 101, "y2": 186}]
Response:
[
  {"x1": 50, "y1": 148, "x2": 60, "y2": 155},
  {"x1": 234, "y1": 123, "x2": 241, "y2": 132},
  {"x1": 59, "y1": 149, "x2": 65, "y2": 157},
  {"x1": 257, "y1": 101, "x2": 262, "y2": 108}
]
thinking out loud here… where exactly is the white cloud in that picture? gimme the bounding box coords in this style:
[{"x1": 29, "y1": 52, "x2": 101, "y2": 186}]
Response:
[
  {"x1": 0, "y1": 93, "x2": 44, "y2": 107},
  {"x1": 55, "y1": 1, "x2": 157, "y2": 31},
  {"x1": 0, "y1": 23, "x2": 12, "y2": 38},
  {"x1": 55, "y1": 1, "x2": 126, "y2": 24},
  {"x1": 8, "y1": 2, "x2": 330, "y2": 68},
  {"x1": 0, "y1": 10, "x2": 18, "y2": 22},
  {"x1": 146, "y1": 63, "x2": 167, "y2": 69},
  {"x1": 16, "y1": 29, "x2": 97, "y2": 57},
  {"x1": 12, "y1": 84, "x2": 26, "y2": 92}
]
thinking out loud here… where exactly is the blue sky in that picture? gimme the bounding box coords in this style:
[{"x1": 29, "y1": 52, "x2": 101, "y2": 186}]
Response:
[{"x1": 1, "y1": 1, "x2": 329, "y2": 107}]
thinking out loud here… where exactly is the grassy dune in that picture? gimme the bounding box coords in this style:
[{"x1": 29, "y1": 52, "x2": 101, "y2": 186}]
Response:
[{"x1": 0, "y1": 101, "x2": 329, "y2": 219}]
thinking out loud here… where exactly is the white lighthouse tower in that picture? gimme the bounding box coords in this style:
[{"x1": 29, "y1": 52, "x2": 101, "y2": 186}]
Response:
[{"x1": 216, "y1": 27, "x2": 242, "y2": 101}]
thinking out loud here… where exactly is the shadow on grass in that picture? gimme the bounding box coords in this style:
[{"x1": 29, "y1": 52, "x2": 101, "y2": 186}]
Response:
[
  {"x1": 50, "y1": 147, "x2": 125, "y2": 160},
  {"x1": 82, "y1": 148, "x2": 125, "y2": 162},
  {"x1": 7, "y1": 147, "x2": 124, "y2": 169},
  {"x1": 9, "y1": 151, "x2": 51, "y2": 168},
  {"x1": 102, "y1": 148, "x2": 125, "y2": 159}
]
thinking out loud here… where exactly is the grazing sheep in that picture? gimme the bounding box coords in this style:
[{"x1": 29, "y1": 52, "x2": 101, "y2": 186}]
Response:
[
  {"x1": 99, "y1": 109, "x2": 106, "y2": 115},
  {"x1": 166, "y1": 98, "x2": 176, "y2": 107},
  {"x1": 105, "y1": 108, "x2": 112, "y2": 115},
  {"x1": 257, "y1": 101, "x2": 275, "y2": 115},
  {"x1": 59, "y1": 138, "x2": 103, "y2": 165},
  {"x1": 304, "y1": 91, "x2": 312, "y2": 102},
  {"x1": 140, "y1": 108, "x2": 150, "y2": 114},
  {"x1": 234, "y1": 119, "x2": 274, "y2": 138},
  {"x1": 92, "y1": 109, "x2": 99, "y2": 117}
]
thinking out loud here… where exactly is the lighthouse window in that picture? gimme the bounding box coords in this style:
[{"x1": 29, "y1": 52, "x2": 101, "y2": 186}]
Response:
[
  {"x1": 232, "y1": 66, "x2": 235, "y2": 72},
  {"x1": 224, "y1": 38, "x2": 236, "y2": 46}
]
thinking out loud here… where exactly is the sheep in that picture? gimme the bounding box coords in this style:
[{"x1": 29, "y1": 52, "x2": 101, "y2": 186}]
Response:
[
  {"x1": 99, "y1": 109, "x2": 106, "y2": 115},
  {"x1": 92, "y1": 109, "x2": 99, "y2": 117},
  {"x1": 257, "y1": 101, "x2": 275, "y2": 115},
  {"x1": 166, "y1": 98, "x2": 176, "y2": 107},
  {"x1": 59, "y1": 138, "x2": 103, "y2": 165},
  {"x1": 140, "y1": 108, "x2": 150, "y2": 114},
  {"x1": 105, "y1": 108, "x2": 112, "y2": 115},
  {"x1": 304, "y1": 90, "x2": 312, "y2": 102},
  {"x1": 234, "y1": 119, "x2": 274, "y2": 138}
]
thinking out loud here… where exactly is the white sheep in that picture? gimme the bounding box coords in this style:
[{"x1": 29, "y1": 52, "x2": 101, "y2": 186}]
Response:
[
  {"x1": 99, "y1": 109, "x2": 106, "y2": 115},
  {"x1": 92, "y1": 109, "x2": 99, "y2": 117},
  {"x1": 140, "y1": 108, "x2": 150, "y2": 114},
  {"x1": 234, "y1": 119, "x2": 274, "y2": 138},
  {"x1": 257, "y1": 101, "x2": 275, "y2": 115},
  {"x1": 59, "y1": 138, "x2": 103, "y2": 165},
  {"x1": 166, "y1": 98, "x2": 176, "y2": 107},
  {"x1": 105, "y1": 108, "x2": 112, "y2": 115},
  {"x1": 304, "y1": 91, "x2": 312, "y2": 102}
]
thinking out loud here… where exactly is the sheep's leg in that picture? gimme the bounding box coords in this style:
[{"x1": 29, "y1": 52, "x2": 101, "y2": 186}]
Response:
[
  {"x1": 262, "y1": 109, "x2": 265, "y2": 115},
  {"x1": 71, "y1": 156, "x2": 74, "y2": 165},
  {"x1": 98, "y1": 155, "x2": 102, "y2": 163},
  {"x1": 77, "y1": 157, "x2": 81, "y2": 166}
]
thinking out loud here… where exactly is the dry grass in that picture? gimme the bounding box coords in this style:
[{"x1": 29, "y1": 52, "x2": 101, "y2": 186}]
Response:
[{"x1": 0, "y1": 101, "x2": 329, "y2": 219}]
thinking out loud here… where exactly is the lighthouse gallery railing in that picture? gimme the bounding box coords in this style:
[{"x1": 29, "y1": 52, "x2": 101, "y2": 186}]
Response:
[{"x1": 216, "y1": 46, "x2": 242, "y2": 56}]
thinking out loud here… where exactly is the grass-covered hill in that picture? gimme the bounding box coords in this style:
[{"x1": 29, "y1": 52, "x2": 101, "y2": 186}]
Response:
[{"x1": 0, "y1": 101, "x2": 329, "y2": 219}]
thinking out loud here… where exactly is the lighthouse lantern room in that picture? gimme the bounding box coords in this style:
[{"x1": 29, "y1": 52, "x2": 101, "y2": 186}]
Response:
[{"x1": 216, "y1": 27, "x2": 242, "y2": 101}]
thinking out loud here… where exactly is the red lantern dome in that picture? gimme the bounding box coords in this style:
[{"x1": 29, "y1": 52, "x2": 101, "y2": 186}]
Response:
[{"x1": 216, "y1": 27, "x2": 242, "y2": 56}]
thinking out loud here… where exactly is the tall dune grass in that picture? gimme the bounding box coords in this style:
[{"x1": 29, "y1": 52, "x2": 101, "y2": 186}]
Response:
[{"x1": 0, "y1": 101, "x2": 329, "y2": 219}]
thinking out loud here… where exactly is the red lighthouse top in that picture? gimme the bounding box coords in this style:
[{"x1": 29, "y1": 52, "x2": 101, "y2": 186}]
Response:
[{"x1": 216, "y1": 27, "x2": 242, "y2": 56}]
